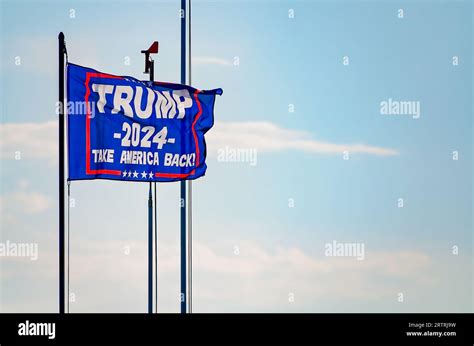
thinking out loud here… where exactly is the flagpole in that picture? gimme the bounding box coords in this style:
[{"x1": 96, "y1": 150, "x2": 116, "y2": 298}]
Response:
[
  {"x1": 141, "y1": 42, "x2": 158, "y2": 314},
  {"x1": 148, "y1": 181, "x2": 153, "y2": 313},
  {"x1": 58, "y1": 32, "x2": 66, "y2": 314},
  {"x1": 154, "y1": 181, "x2": 158, "y2": 313},
  {"x1": 148, "y1": 60, "x2": 155, "y2": 314},
  {"x1": 151, "y1": 65, "x2": 158, "y2": 314},
  {"x1": 146, "y1": 55, "x2": 156, "y2": 314},
  {"x1": 180, "y1": 0, "x2": 187, "y2": 314},
  {"x1": 187, "y1": 0, "x2": 193, "y2": 314}
]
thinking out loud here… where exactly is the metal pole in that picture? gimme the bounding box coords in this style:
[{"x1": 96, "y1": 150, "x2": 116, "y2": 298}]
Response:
[
  {"x1": 180, "y1": 0, "x2": 187, "y2": 314},
  {"x1": 187, "y1": 183, "x2": 192, "y2": 313},
  {"x1": 148, "y1": 183, "x2": 153, "y2": 313},
  {"x1": 67, "y1": 182, "x2": 71, "y2": 313},
  {"x1": 154, "y1": 181, "x2": 157, "y2": 313},
  {"x1": 148, "y1": 61, "x2": 155, "y2": 314},
  {"x1": 58, "y1": 32, "x2": 66, "y2": 314},
  {"x1": 150, "y1": 52, "x2": 158, "y2": 314},
  {"x1": 187, "y1": 0, "x2": 193, "y2": 314}
]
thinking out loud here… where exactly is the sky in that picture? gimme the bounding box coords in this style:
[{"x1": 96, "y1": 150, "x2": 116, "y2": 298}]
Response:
[{"x1": 0, "y1": 0, "x2": 472, "y2": 313}]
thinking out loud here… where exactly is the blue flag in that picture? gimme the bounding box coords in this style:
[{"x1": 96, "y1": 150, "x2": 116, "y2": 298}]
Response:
[{"x1": 67, "y1": 63, "x2": 222, "y2": 182}]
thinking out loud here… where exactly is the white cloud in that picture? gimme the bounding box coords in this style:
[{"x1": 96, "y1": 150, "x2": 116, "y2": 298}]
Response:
[
  {"x1": 7, "y1": 191, "x2": 52, "y2": 214},
  {"x1": 0, "y1": 120, "x2": 397, "y2": 165},
  {"x1": 192, "y1": 56, "x2": 233, "y2": 66},
  {"x1": 0, "y1": 182, "x2": 52, "y2": 216},
  {"x1": 207, "y1": 121, "x2": 399, "y2": 157},
  {"x1": 6, "y1": 236, "x2": 432, "y2": 310},
  {"x1": 0, "y1": 121, "x2": 57, "y2": 163},
  {"x1": 4, "y1": 225, "x2": 469, "y2": 313}
]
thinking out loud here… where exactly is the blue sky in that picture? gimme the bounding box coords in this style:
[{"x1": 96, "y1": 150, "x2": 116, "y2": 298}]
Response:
[{"x1": 0, "y1": 0, "x2": 472, "y2": 312}]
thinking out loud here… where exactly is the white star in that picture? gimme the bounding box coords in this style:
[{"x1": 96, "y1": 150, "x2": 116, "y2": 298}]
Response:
[
  {"x1": 133, "y1": 170, "x2": 138, "y2": 178},
  {"x1": 141, "y1": 171, "x2": 147, "y2": 178},
  {"x1": 148, "y1": 172, "x2": 154, "y2": 179},
  {"x1": 122, "y1": 171, "x2": 127, "y2": 177},
  {"x1": 127, "y1": 170, "x2": 132, "y2": 178}
]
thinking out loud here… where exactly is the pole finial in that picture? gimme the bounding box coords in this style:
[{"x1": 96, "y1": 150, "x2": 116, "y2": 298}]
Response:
[{"x1": 141, "y1": 41, "x2": 159, "y2": 75}]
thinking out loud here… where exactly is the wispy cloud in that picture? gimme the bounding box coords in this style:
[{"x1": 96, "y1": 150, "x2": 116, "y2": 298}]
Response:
[
  {"x1": 0, "y1": 180, "x2": 52, "y2": 220},
  {"x1": 0, "y1": 235, "x2": 436, "y2": 312},
  {"x1": 0, "y1": 121, "x2": 57, "y2": 163},
  {"x1": 192, "y1": 56, "x2": 233, "y2": 66},
  {"x1": 0, "y1": 120, "x2": 398, "y2": 165},
  {"x1": 207, "y1": 121, "x2": 399, "y2": 157},
  {"x1": 1, "y1": 190, "x2": 52, "y2": 214}
]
